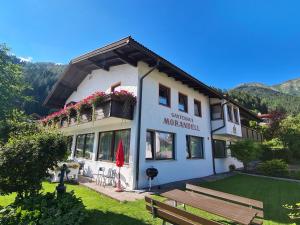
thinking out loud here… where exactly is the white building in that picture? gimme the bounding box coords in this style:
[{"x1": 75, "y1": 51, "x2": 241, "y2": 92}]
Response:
[{"x1": 44, "y1": 37, "x2": 262, "y2": 190}]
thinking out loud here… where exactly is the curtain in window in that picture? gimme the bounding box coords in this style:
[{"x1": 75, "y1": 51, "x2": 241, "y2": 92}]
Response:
[
  {"x1": 76, "y1": 135, "x2": 85, "y2": 158},
  {"x1": 98, "y1": 132, "x2": 113, "y2": 161},
  {"x1": 84, "y1": 133, "x2": 95, "y2": 160},
  {"x1": 114, "y1": 130, "x2": 130, "y2": 163}
]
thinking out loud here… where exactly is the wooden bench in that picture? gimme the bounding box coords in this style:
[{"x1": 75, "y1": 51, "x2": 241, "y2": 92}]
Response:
[
  {"x1": 162, "y1": 189, "x2": 261, "y2": 225},
  {"x1": 145, "y1": 196, "x2": 223, "y2": 225},
  {"x1": 186, "y1": 184, "x2": 264, "y2": 219}
]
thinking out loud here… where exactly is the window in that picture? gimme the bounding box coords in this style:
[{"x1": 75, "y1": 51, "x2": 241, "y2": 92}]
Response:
[
  {"x1": 186, "y1": 136, "x2": 204, "y2": 159},
  {"x1": 97, "y1": 129, "x2": 131, "y2": 163},
  {"x1": 75, "y1": 133, "x2": 95, "y2": 160},
  {"x1": 227, "y1": 105, "x2": 233, "y2": 122},
  {"x1": 111, "y1": 82, "x2": 121, "y2": 92},
  {"x1": 145, "y1": 130, "x2": 175, "y2": 160},
  {"x1": 66, "y1": 136, "x2": 73, "y2": 156},
  {"x1": 213, "y1": 140, "x2": 227, "y2": 158},
  {"x1": 194, "y1": 100, "x2": 202, "y2": 117},
  {"x1": 145, "y1": 131, "x2": 154, "y2": 159},
  {"x1": 178, "y1": 93, "x2": 188, "y2": 112},
  {"x1": 159, "y1": 84, "x2": 170, "y2": 107},
  {"x1": 211, "y1": 104, "x2": 222, "y2": 120},
  {"x1": 233, "y1": 107, "x2": 239, "y2": 124}
]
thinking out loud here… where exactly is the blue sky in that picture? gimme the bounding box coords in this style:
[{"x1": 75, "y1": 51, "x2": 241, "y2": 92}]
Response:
[{"x1": 1, "y1": 0, "x2": 300, "y2": 89}]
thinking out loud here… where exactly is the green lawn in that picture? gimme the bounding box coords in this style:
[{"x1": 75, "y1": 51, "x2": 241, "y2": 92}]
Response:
[{"x1": 0, "y1": 174, "x2": 299, "y2": 225}]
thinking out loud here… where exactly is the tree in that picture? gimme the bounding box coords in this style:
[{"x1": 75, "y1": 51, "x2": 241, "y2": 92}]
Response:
[
  {"x1": 279, "y1": 113, "x2": 300, "y2": 159},
  {"x1": 0, "y1": 109, "x2": 37, "y2": 144},
  {"x1": 0, "y1": 127, "x2": 68, "y2": 197},
  {"x1": 0, "y1": 44, "x2": 31, "y2": 120},
  {"x1": 230, "y1": 139, "x2": 262, "y2": 171},
  {"x1": 264, "y1": 110, "x2": 286, "y2": 140}
]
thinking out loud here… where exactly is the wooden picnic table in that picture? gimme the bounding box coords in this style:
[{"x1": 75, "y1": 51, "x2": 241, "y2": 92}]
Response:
[{"x1": 161, "y1": 189, "x2": 258, "y2": 225}]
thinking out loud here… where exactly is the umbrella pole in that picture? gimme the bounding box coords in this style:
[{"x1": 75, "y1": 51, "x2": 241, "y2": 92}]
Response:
[{"x1": 116, "y1": 167, "x2": 123, "y2": 192}]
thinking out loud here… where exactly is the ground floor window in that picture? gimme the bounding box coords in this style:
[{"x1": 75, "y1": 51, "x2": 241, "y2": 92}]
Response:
[
  {"x1": 146, "y1": 130, "x2": 175, "y2": 160},
  {"x1": 213, "y1": 139, "x2": 227, "y2": 158},
  {"x1": 186, "y1": 135, "x2": 204, "y2": 159},
  {"x1": 75, "y1": 133, "x2": 95, "y2": 159},
  {"x1": 66, "y1": 136, "x2": 73, "y2": 156},
  {"x1": 97, "y1": 129, "x2": 130, "y2": 163}
]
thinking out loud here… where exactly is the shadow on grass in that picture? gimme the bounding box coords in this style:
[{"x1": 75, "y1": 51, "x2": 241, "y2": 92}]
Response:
[{"x1": 85, "y1": 209, "x2": 155, "y2": 225}]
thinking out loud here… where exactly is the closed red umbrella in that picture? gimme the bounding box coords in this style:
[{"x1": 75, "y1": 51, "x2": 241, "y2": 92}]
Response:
[{"x1": 115, "y1": 140, "x2": 124, "y2": 192}]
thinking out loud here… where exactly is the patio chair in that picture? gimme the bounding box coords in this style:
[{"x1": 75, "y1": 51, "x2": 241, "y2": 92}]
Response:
[
  {"x1": 102, "y1": 168, "x2": 117, "y2": 187},
  {"x1": 93, "y1": 167, "x2": 105, "y2": 185}
]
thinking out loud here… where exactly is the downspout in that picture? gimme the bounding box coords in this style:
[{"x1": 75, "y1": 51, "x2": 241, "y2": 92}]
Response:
[
  {"x1": 209, "y1": 99, "x2": 229, "y2": 174},
  {"x1": 134, "y1": 61, "x2": 160, "y2": 190}
]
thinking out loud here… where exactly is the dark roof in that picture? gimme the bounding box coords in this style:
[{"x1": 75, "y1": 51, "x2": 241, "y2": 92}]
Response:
[{"x1": 44, "y1": 36, "x2": 261, "y2": 121}]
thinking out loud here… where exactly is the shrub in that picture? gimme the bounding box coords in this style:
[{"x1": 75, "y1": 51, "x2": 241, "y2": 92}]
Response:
[
  {"x1": 0, "y1": 129, "x2": 68, "y2": 197},
  {"x1": 257, "y1": 159, "x2": 288, "y2": 177},
  {"x1": 229, "y1": 164, "x2": 236, "y2": 172},
  {"x1": 260, "y1": 140, "x2": 291, "y2": 163},
  {"x1": 289, "y1": 171, "x2": 300, "y2": 180},
  {"x1": 0, "y1": 191, "x2": 87, "y2": 225},
  {"x1": 229, "y1": 139, "x2": 263, "y2": 171}
]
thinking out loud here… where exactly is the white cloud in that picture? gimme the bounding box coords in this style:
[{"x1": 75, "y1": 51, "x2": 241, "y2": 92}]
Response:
[{"x1": 18, "y1": 56, "x2": 33, "y2": 62}]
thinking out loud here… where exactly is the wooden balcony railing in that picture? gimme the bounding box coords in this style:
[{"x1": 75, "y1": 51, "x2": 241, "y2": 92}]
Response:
[
  {"x1": 241, "y1": 126, "x2": 263, "y2": 142},
  {"x1": 45, "y1": 95, "x2": 135, "y2": 129}
]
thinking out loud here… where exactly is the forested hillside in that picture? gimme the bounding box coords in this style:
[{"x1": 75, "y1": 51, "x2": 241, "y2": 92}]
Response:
[
  {"x1": 229, "y1": 81, "x2": 300, "y2": 115},
  {"x1": 272, "y1": 78, "x2": 300, "y2": 96},
  {"x1": 22, "y1": 62, "x2": 66, "y2": 116}
]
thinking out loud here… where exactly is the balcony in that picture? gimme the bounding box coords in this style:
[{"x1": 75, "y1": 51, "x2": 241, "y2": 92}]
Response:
[
  {"x1": 43, "y1": 94, "x2": 135, "y2": 129},
  {"x1": 241, "y1": 126, "x2": 263, "y2": 142}
]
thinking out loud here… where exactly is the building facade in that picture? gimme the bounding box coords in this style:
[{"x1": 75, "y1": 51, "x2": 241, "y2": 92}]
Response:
[{"x1": 44, "y1": 37, "x2": 262, "y2": 190}]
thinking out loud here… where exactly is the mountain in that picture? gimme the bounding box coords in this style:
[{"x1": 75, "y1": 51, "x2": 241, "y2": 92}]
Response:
[
  {"x1": 22, "y1": 62, "x2": 66, "y2": 116},
  {"x1": 229, "y1": 79, "x2": 300, "y2": 115},
  {"x1": 272, "y1": 78, "x2": 300, "y2": 96}
]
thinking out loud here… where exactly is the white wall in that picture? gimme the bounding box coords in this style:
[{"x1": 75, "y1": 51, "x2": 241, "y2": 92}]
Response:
[
  {"x1": 62, "y1": 63, "x2": 139, "y2": 190},
  {"x1": 66, "y1": 64, "x2": 139, "y2": 104},
  {"x1": 214, "y1": 139, "x2": 243, "y2": 173},
  {"x1": 137, "y1": 62, "x2": 214, "y2": 188}
]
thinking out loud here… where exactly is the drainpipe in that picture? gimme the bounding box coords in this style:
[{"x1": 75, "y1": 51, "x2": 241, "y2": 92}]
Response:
[
  {"x1": 134, "y1": 61, "x2": 160, "y2": 190},
  {"x1": 209, "y1": 99, "x2": 229, "y2": 174}
]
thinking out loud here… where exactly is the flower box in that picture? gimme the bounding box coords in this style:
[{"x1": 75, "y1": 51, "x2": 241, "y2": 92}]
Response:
[
  {"x1": 94, "y1": 95, "x2": 134, "y2": 121},
  {"x1": 61, "y1": 117, "x2": 69, "y2": 128},
  {"x1": 80, "y1": 107, "x2": 93, "y2": 123}
]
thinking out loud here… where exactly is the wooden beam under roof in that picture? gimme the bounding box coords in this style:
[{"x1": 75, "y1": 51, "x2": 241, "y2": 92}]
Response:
[
  {"x1": 113, "y1": 50, "x2": 137, "y2": 67},
  {"x1": 59, "y1": 81, "x2": 77, "y2": 92},
  {"x1": 87, "y1": 58, "x2": 110, "y2": 71},
  {"x1": 73, "y1": 64, "x2": 91, "y2": 74}
]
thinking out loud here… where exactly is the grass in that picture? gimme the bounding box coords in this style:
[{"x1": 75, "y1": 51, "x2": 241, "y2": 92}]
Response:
[
  {"x1": 199, "y1": 174, "x2": 300, "y2": 225},
  {"x1": 0, "y1": 174, "x2": 299, "y2": 225}
]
